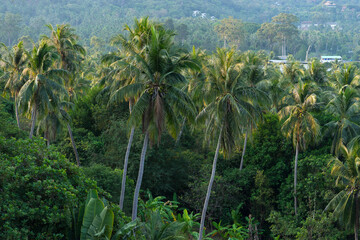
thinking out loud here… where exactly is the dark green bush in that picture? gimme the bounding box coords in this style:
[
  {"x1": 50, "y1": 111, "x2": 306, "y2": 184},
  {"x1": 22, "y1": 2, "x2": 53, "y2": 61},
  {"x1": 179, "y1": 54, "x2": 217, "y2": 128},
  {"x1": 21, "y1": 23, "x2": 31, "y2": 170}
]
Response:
[{"x1": 0, "y1": 136, "x2": 97, "y2": 239}]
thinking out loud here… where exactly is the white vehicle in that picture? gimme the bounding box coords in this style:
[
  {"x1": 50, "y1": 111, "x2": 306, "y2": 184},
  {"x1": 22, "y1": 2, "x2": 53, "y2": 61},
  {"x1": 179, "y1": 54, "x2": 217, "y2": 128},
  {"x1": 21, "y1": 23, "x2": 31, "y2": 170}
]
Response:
[{"x1": 320, "y1": 56, "x2": 342, "y2": 63}]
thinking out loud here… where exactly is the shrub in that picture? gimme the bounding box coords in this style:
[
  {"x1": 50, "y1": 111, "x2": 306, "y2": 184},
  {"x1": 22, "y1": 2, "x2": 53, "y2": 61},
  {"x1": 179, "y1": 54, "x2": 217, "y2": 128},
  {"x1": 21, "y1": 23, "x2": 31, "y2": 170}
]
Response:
[{"x1": 0, "y1": 136, "x2": 97, "y2": 239}]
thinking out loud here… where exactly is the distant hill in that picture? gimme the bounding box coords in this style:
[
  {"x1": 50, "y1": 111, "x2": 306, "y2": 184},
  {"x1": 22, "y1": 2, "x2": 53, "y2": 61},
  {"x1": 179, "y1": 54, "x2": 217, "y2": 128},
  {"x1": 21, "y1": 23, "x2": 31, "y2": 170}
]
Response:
[{"x1": 1, "y1": 0, "x2": 360, "y2": 45}]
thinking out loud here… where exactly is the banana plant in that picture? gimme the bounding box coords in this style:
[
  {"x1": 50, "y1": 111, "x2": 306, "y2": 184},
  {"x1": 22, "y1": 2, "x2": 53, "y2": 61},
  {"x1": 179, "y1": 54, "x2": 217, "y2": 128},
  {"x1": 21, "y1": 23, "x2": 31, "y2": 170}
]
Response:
[
  {"x1": 176, "y1": 209, "x2": 200, "y2": 239},
  {"x1": 70, "y1": 189, "x2": 114, "y2": 240}
]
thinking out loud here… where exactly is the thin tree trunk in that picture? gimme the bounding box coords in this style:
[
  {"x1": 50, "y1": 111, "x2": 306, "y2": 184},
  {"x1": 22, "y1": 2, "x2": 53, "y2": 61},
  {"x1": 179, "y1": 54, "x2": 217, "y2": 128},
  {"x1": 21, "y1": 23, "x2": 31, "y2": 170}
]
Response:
[
  {"x1": 15, "y1": 95, "x2": 21, "y2": 129},
  {"x1": 294, "y1": 141, "x2": 299, "y2": 215},
  {"x1": 175, "y1": 118, "x2": 186, "y2": 146},
  {"x1": 119, "y1": 126, "x2": 135, "y2": 210},
  {"x1": 198, "y1": 129, "x2": 222, "y2": 240},
  {"x1": 306, "y1": 45, "x2": 312, "y2": 62},
  {"x1": 132, "y1": 131, "x2": 149, "y2": 221},
  {"x1": 355, "y1": 191, "x2": 359, "y2": 240},
  {"x1": 120, "y1": 99, "x2": 135, "y2": 210},
  {"x1": 239, "y1": 132, "x2": 248, "y2": 171},
  {"x1": 29, "y1": 105, "x2": 37, "y2": 139},
  {"x1": 67, "y1": 123, "x2": 80, "y2": 166}
]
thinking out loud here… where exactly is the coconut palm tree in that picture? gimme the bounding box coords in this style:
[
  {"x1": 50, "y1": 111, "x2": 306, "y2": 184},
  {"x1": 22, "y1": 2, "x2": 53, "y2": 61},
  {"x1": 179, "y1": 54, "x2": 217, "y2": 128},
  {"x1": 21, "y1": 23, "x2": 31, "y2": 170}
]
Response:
[
  {"x1": 279, "y1": 81, "x2": 320, "y2": 215},
  {"x1": 175, "y1": 46, "x2": 207, "y2": 146},
  {"x1": 304, "y1": 58, "x2": 327, "y2": 85},
  {"x1": 196, "y1": 48, "x2": 258, "y2": 240},
  {"x1": 282, "y1": 60, "x2": 304, "y2": 84},
  {"x1": 0, "y1": 41, "x2": 28, "y2": 129},
  {"x1": 330, "y1": 64, "x2": 359, "y2": 92},
  {"x1": 261, "y1": 65, "x2": 289, "y2": 112},
  {"x1": 42, "y1": 24, "x2": 85, "y2": 72},
  {"x1": 326, "y1": 145, "x2": 360, "y2": 240},
  {"x1": 326, "y1": 87, "x2": 360, "y2": 157},
  {"x1": 111, "y1": 26, "x2": 197, "y2": 221},
  {"x1": 111, "y1": 17, "x2": 163, "y2": 57},
  {"x1": 43, "y1": 23, "x2": 86, "y2": 166},
  {"x1": 238, "y1": 51, "x2": 269, "y2": 170},
  {"x1": 105, "y1": 18, "x2": 169, "y2": 211},
  {"x1": 18, "y1": 40, "x2": 68, "y2": 139}
]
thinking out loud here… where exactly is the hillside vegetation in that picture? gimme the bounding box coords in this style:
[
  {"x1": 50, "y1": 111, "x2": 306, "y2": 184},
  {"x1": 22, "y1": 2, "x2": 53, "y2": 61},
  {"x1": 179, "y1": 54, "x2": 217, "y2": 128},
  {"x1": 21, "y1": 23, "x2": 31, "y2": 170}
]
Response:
[{"x1": 1, "y1": 2, "x2": 360, "y2": 239}]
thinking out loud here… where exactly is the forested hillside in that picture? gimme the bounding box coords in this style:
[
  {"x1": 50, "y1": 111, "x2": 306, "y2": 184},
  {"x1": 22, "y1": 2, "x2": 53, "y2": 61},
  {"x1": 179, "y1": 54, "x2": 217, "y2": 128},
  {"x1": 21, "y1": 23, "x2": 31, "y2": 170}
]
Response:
[
  {"x1": 2, "y1": 1, "x2": 360, "y2": 239},
  {"x1": 2, "y1": 0, "x2": 360, "y2": 59}
]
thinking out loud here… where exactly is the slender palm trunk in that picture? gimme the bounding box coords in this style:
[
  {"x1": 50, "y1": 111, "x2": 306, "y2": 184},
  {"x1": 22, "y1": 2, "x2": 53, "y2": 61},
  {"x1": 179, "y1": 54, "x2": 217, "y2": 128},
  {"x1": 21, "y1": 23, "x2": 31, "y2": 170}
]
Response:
[
  {"x1": 355, "y1": 191, "x2": 359, "y2": 240},
  {"x1": 120, "y1": 100, "x2": 135, "y2": 210},
  {"x1": 15, "y1": 95, "x2": 21, "y2": 129},
  {"x1": 67, "y1": 123, "x2": 80, "y2": 166},
  {"x1": 198, "y1": 130, "x2": 222, "y2": 240},
  {"x1": 294, "y1": 141, "x2": 299, "y2": 215},
  {"x1": 175, "y1": 118, "x2": 186, "y2": 146},
  {"x1": 120, "y1": 126, "x2": 135, "y2": 210},
  {"x1": 239, "y1": 132, "x2": 248, "y2": 171},
  {"x1": 29, "y1": 105, "x2": 37, "y2": 139},
  {"x1": 132, "y1": 131, "x2": 149, "y2": 221}
]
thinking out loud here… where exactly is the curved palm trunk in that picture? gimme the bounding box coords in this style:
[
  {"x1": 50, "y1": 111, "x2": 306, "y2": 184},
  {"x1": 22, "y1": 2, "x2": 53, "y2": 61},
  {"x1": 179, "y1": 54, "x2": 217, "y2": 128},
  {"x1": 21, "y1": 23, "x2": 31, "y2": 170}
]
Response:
[
  {"x1": 132, "y1": 131, "x2": 149, "y2": 221},
  {"x1": 355, "y1": 191, "x2": 359, "y2": 240},
  {"x1": 239, "y1": 132, "x2": 248, "y2": 171},
  {"x1": 294, "y1": 141, "x2": 299, "y2": 215},
  {"x1": 198, "y1": 130, "x2": 222, "y2": 240},
  {"x1": 119, "y1": 126, "x2": 135, "y2": 210},
  {"x1": 29, "y1": 105, "x2": 37, "y2": 139},
  {"x1": 15, "y1": 95, "x2": 21, "y2": 129},
  {"x1": 67, "y1": 123, "x2": 80, "y2": 166}
]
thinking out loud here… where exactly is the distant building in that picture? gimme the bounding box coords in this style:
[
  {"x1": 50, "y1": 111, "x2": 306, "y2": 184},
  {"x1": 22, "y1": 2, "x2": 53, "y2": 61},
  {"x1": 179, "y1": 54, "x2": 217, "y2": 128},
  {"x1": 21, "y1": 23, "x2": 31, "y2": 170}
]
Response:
[
  {"x1": 299, "y1": 21, "x2": 337, "y2": 30},
  {"x1": 192, "y1": 10, "x2": 200, "y2": 17},
  {"x1": 300, "y1": 21, "x2": 313, "y2": 30},
  {"x1": 327, "y1": 22, "x2": 337, "y2": 30},
  {"x1": 320, "y1": 56, "x2": 342, "y2": 63},
  {"x1": 324, "y1": 1, "x2": 336, "y2": 7}
]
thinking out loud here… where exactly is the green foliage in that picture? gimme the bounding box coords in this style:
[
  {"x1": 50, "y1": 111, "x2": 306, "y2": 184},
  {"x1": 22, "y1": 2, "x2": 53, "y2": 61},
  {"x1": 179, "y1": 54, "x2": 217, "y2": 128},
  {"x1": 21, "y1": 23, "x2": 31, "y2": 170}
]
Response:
[
  {"x1": 82, "y1": 164, "x2": 135, "y2": 213},
  {"x1": 0, "y1": 103, "x2": 26, "y2": 138},
  {"x1": 296, "y1": 212, "x2": 345, "y2": 240},
  {"x1": 3, "y1": 12, "x2": 360, "y2": 239},
  {"x1": 0, "y1": 136, "x2": 97, "y2": 239},
  {"x1": 79, "y1": 190, "x2": 114, "y2": 240}
]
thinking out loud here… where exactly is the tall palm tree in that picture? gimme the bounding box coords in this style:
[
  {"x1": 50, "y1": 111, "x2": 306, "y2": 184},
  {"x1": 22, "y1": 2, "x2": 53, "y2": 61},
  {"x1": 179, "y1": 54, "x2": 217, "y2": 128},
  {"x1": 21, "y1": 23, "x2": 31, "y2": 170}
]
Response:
[
  {"x1": 176, "y1": 46, "x2": 207, "y2": 145},
  {"x1": 111, "y1": 17, "x2": 163, "y2": 56},
  {"x1": 0, "y1": 41, "x2": 27, "y2": 129},
  {"x1": 262, "y1": 65, "x2": 289, "y2": 112},
  {"x1": 106, "y1": 18, "x2": 169, "y2": 210},
  {"x1": 43, "y1": 23, "x2": 86, "y2": 166},
  {"x1": 111, "y1": 26, "x2": 197, "y2": 221},
  {"x1": 279, "y1": 81, "x2": 320, "y2": 215},
  {"x1": 18, "y1": 40, "x2": 68, "y2": 139},
  {"x1": 326, "y1": 145, "x2": 360, "y2": 240},
  {"x1": 196, "y1": 48, "x2": 258, "y2": 240},
  {"x1": 326, "y1": 87, "x2": 360, "y2": 157},
  {"x1": 238, "y1": 51, "x2": 269, "y2": 170},
  {"x1": 42, "y1": 24, "x2": 85, "y2": 72}
]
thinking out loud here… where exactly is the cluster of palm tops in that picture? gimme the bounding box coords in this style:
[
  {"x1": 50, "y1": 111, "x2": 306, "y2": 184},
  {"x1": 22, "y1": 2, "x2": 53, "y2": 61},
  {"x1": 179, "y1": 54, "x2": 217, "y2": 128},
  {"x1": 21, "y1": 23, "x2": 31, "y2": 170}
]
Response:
[{"x1": 1, "y1": 17, "x2": 360, "y2": 239}]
